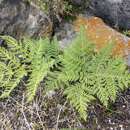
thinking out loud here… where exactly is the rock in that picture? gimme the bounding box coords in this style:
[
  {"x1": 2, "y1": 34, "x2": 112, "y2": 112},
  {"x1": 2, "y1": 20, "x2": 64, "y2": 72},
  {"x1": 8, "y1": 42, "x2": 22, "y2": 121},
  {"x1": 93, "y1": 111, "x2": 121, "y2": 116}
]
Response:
[
  {"x1": 87, "y1": 0, "x2": 130, "y2": 30},
  {"x1": 74, "y1": 16, "x2": 130, "y2": 57},
  {"x1": 70, "y1": 0, "x2": 90, "y2": 6},
  {"x1": 54, "y1": 14, "x2": 130, "y2": 66},
  {"x1": 54, "y1": 20, "x2": 76, "y2": 49},
  {"x1": 0, "y1": 0, "x2": 52, "y2": 39}
]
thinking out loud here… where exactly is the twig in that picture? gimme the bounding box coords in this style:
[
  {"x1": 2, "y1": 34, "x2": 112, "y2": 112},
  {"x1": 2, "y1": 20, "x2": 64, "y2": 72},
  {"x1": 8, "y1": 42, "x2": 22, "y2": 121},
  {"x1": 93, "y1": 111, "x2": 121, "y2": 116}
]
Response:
[
  {"x1": 21, "y1": 94, "x2": 32, "y2": 130},
  {"x1": 55, "y1": 101, "x2": 67, "y2": 130},
  {"x1": 35, "y1": 101, "x2": 45, "y2": 129}
]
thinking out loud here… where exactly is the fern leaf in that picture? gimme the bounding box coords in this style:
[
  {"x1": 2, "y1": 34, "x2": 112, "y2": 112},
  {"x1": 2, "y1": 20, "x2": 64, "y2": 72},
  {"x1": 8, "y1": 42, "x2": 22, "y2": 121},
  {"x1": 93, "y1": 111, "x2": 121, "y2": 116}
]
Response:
[
  {"x1": 0, "y1": 66, "x2": 26, "y2": 98},
  {"x1": 64, "y1": 83, "x2": 95, "y2": 120},
  {"x1": 26, "y1": 58, "x2": 55, "y2": 101},
  {"x1": 25, "y1": 38, "x2": 60, "y2": 101},
  {"x1": 86, "y1": 43, "x2": 130, "y2": 106},
  {"x1": 0, "y1": 36, "x2": 27, "y2": 98}
]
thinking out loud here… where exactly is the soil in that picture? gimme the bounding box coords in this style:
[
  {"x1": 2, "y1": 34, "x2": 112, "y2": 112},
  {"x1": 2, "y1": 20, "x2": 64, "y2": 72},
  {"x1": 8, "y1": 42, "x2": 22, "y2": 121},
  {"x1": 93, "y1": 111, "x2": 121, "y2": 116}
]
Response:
[{"x1": 0, "y1": 81, "x2": 130, "y2": 130}]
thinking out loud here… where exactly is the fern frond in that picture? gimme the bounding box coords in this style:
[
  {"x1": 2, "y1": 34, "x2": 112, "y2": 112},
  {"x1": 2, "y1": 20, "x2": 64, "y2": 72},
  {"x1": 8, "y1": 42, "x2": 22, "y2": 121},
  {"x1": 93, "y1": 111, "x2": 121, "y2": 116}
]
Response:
[
  {"x1": 0, "y1": 36, "x2": 60, "y2": 101},
  {"x1": 24, "y1": 38, "x2": 60, "y2": 101},
  {"x1": 0, "y1": 66, "x2": 26, "y2": 98},
  {"x1": 64, "y1": 83, "x2": 95, "y2": 120},
  {"x1": 26, "y1": 58, "x2": 55, "y2": 101},
  {"x1": 46, "y1": 27, "x2": 94, "y2": 89},
  {"x1": 45, "y1": 27, "x2": 95, "y2": 119},
  {"x1": 86, "y1": 44, "x2": 130, "y2": 106},
  {"x1": 0, "y1": 36, "x2": 27, "y2": 98}
]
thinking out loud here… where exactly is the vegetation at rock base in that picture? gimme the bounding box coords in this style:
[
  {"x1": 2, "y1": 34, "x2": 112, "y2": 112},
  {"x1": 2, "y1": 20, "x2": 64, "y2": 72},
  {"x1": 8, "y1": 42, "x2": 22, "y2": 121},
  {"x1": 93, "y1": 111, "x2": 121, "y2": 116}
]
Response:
[
  {"x1": 0, "y1": 36, "x2": 60, "y2": 101},
  {"x1": 0, "y1": 27, "x2": 130, "y2": 120},
  {"x1": 45, "y1": 28, "x2": 130, "y2": 120}
]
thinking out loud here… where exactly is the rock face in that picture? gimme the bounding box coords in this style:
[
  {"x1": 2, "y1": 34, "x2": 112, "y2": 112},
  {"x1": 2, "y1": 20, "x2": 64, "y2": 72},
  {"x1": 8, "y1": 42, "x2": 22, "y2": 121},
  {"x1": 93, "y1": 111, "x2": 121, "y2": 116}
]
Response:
[
  {"x1": 54, "y1": 21, "x2": 76, "y2": 49},
  {"x1": 74, "y1": 16, "x2": 130, "y2": 60},
  {"x1": 0, "y1": 0, "x2": 52, "y2": 39},
  {"x1": 70, "y1": 0, "x2": 90, "y2": 7},
  {"x1": 87, "y1": 0, "x2": 130, "y2": 30}
]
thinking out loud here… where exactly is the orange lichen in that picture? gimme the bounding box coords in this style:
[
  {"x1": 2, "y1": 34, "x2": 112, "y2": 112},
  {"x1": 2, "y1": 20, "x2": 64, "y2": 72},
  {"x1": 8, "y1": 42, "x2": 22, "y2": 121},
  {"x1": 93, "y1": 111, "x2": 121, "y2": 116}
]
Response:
[{"x1": 73, "y1": 16, "x2": 130, "y2": 57}]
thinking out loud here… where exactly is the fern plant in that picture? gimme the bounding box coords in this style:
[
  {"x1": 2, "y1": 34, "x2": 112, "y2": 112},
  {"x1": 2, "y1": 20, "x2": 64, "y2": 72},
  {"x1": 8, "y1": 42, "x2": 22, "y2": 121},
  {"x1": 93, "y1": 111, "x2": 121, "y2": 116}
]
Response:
[
  {"x1": 0, "y1": 36, "x2": 59, "y2": 101},
  {"x1": 45, "y1": 28, "x2": 130, "y2": 120},
  {"x1": 0, "y1": 28, "x2": 129, "y2": 121}
]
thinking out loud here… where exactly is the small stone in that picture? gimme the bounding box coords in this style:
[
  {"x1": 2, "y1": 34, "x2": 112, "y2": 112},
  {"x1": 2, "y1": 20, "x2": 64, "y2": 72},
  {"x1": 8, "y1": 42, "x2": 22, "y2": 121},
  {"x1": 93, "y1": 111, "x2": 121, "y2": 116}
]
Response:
[
  {"x1": 122, "y1": 105, "x2": 126, "y2": 108},
  {"x1": 119, "y1": 124, "x2": 124, "y2": 130},
  {"x1": 46, "y1": 90, "x2": 56, "y2": 98},
  {"x1": 110, "y1": 127, "x2": 113, "y2": 130}
]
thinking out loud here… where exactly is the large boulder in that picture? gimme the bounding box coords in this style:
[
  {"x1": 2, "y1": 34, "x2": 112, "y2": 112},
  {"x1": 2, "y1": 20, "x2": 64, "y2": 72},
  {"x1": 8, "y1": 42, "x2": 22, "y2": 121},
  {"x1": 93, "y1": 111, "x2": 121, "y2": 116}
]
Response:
[
  {"x1": 74, "y1": 16, "x2": 130, "y2": 57},
  {"x1": 87, "y1": 0, "x2": 130, "y2": 30},
  {"x1": 73, "y1": 16, "x2": 130, "y2": 65},
  {"x1": 0, "y1": 0, "x2": 52, "y2": 39},
  {"x1": 55, "y1": 16, "x2": 130, "y2": 65}
]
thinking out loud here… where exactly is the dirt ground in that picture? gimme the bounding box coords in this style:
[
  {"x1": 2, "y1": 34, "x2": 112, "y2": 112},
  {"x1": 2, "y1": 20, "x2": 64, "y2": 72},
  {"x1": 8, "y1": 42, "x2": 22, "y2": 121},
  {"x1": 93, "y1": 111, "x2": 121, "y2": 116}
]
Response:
[{"x1": 0, "y1": 82, "x2": 130, "y2": 130}]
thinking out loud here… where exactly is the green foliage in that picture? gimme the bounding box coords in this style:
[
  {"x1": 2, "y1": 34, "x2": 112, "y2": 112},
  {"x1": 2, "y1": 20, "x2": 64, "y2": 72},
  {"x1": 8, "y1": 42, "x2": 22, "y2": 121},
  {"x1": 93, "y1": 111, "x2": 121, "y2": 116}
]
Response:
[
  {"x1": 0, "y1": 28, "x2": 129, "y2": 120},
  {"x1": 0, "y1": 36, "x2": 27, "y2": 98},
  {"x1": 0, "y1": 36, "x2": 59, "y2": 101},
  {"x1": 123, "y1": 30, "x2": 130, "y2": 37},
  {"x1": 45, "y1": 28, "x2": 130, "y2": 120},
  {"x1": 24, "y1": 38, "x2": 59, "y2": 101}
]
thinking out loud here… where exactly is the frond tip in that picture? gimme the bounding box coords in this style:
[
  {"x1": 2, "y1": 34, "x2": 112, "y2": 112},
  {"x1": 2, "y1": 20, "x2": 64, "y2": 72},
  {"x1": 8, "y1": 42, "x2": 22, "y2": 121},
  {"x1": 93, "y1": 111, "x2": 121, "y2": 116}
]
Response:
[{"x1": 64, "y1": 84, "x2": 95, "y2": 120}]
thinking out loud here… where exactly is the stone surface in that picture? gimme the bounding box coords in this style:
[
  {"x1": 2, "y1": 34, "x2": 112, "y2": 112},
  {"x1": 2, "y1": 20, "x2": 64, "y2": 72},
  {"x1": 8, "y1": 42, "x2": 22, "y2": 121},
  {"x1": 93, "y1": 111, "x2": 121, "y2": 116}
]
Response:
[
  {"x1": 54, "y1": 21, "x2": 76, "y2": 49},
  {"x1": 87, "y1": 0, "x2": 130, "y2": 30},
  {"x1": 70, "y1": 0, "x2": 90, "y2": 7},
  {"x1": 0, "y1": 0, "x2": 52, "y2": 39},
  {"x1": 74, "y1": 16, "x2": 130, "y2": 57}
]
